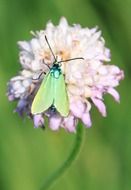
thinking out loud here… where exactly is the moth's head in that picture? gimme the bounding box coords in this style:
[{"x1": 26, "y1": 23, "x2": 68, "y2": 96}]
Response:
[
  {"x1": 53, "y1": 56, "x2": 62, "y2": 67},
  {"x1": 53, "y1": 60, "x2": 61, "y2": 69}
]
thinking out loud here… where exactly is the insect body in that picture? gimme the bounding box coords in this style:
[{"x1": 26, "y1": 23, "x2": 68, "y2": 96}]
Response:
[
  {"x1": 31, "y1": 36, "x2": 84, "y2": 117},
  {"x1": 31, "y1": 61, "x2": 69, "y2": 116}
]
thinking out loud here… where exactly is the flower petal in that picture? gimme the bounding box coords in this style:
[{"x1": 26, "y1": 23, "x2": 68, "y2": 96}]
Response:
[
  {"x1": 92, "y1": 97, "x2": 107, "y2": 117},
  {"x1": 18, "y1": 41, "x2": 31, "y2": 52},
  {"x1": 49, "y1": 115, "x2": 62, "y2": 131},
  {"x1": 107, "y1": 88, "x2": 120, "y2": 102},
  {"x1": 15, "y1": 99, "x2": 28, "y2": 117},
  {"x1": 33, "y1": 114, "x2": 44, "y2": 128},
  {"x1": 70, "y1": 100, "x2": 86, "y2": 118},
  {"x1": 63, "y1": 115, "x2": 77, "y2": 133},
  {"x1": 82, "y1": 111, "x2": 92, "y2": 128}
]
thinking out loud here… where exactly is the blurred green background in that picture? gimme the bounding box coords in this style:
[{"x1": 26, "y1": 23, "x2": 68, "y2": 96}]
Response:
[{"x1": 0, "y1": 0, "x2": 130, "y2": 190}]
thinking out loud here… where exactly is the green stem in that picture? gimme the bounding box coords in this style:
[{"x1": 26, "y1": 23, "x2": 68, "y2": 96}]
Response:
[{"x1": 40, "y1": 123, "x2": 84, "y2": 190}]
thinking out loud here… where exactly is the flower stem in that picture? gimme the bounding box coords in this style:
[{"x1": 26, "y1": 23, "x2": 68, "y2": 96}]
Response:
[{"x1": 40, "y1": 123, "x2": 84, "y2": 190}]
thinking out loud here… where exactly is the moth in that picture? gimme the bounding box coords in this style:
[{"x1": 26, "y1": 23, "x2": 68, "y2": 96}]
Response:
[{"x1": 31, "y1": 36, "x2": 83, "y2": 117}]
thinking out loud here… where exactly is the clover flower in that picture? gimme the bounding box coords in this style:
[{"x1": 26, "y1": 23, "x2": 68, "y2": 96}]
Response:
[{"x1": 7, "y1": 17, "x2": 124, "y2": 132}]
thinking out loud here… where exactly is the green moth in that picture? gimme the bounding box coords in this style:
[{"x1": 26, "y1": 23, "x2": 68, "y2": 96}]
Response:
[{"x1": 31, "y1": 36, "x2": 83, "y2": 117}]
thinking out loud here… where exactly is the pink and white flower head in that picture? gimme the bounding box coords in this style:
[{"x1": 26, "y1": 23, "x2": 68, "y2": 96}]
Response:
[{"x1": 7, "y1": 17, "x2": 124, "y2": 133}]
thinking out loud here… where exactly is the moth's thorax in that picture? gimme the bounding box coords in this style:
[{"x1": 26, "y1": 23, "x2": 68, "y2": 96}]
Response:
[{"x1": 50, "y1": 62, "x2": 62, "y2": 79}]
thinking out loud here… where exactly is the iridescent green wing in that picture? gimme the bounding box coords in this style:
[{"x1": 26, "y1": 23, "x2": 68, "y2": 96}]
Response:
[
  {"x1": 31, "y1": 73, "x2": 54, "y2": 114},
  {"x1": 54, "y1": 74, "x2": 69, "y2": 117}
]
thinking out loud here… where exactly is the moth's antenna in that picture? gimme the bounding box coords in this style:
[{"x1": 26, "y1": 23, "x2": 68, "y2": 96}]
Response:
[
  {"x1": 45, "y1": 35, "x2": 57, "y2": 62},
  {"x1": 58, "y1": 57, "x2": 84, "y2": 63},
  {"x1": 32, "y1": 71, "x2": 46, "y2": 80},
  {"x1": 43, "y1": 62, "x2": 51, "y2": 70}
]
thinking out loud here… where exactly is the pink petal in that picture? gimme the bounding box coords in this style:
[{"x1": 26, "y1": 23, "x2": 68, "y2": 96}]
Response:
[
  {"x1": 92, "y1": 87, "x2": 103, "y2": 99},
  {"x1": 70, "y1": 100, "x2": 86, "y2": 118},
  {"x1": 63, "y1": 115, "x2": 77, "y2": 133},
  {"x1": 8, "y1": 95, "x2": 15, "y2": 101},
  {"x1": 33, "y1": 114, "x2": 44, "y2": 128},
  {"x1": 49, "y1": 115, "x2": 62, "y2": 131},
  {"x1": 118, "y1": 70, "x2": 124, "y2": 80},
  {"x1": 82, "y1": 112, "x2": 92, "y2": 128},
  {"x1": 107, "y1": 88, "x2": 120, "y2": 102},
  {"x1": 92, "y1": 98, "x2": 107, "y2": 117}
]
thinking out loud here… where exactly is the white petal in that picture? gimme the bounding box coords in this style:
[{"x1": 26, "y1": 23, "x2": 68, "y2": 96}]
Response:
[
  {"x1": 30, "y1": 38, "x2": 41, "y2": 51},
  {"x1": 59, "y1": 17, "x2": 68, "y2": 28},
  {"x1": 18, "y1": 41, "x2": 31, "y2": 52}
]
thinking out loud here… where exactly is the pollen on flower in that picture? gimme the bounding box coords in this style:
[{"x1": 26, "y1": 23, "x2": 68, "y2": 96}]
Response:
[{"x1": 7, "y1": 17, "x2": 124, "y2": 132}]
